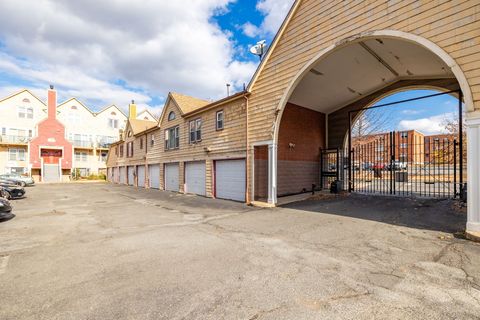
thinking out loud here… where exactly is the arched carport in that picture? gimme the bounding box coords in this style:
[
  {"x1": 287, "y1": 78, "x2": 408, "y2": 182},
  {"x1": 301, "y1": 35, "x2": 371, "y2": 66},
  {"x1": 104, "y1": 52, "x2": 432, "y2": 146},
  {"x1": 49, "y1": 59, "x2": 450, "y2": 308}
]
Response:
[{"x1": 250, "y1": 31, "x2": 479, "y2": 237}]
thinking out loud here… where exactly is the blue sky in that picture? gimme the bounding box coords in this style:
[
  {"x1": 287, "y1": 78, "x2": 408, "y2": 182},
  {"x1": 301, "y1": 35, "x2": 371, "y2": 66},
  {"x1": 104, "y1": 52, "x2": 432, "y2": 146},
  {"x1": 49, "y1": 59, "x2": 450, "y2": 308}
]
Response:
[{"x1": 0, "y1": 0, "x2": 457, "y2": 134}]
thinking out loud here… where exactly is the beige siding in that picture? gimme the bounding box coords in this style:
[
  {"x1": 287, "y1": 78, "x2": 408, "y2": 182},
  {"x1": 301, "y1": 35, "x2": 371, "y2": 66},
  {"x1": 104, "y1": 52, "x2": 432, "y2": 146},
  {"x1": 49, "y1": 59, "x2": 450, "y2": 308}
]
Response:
[{"x1": 146, "y1": 97, "x2": 247, "y2": 164}]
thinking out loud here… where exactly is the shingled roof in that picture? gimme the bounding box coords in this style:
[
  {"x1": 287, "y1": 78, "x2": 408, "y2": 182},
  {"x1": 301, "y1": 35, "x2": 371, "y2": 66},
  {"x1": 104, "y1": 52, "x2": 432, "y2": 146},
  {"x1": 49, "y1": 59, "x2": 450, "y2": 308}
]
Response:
[
  {"x1": 129, "y1": 118, "x2": 157, "y2": 135},
  {"x1": 170, "y1": 92, "x2": 210, "y2": 114}
]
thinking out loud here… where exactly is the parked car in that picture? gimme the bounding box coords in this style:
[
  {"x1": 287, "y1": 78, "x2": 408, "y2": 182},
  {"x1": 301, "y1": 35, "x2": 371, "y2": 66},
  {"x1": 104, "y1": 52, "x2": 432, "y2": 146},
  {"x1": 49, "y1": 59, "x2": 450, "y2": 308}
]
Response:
[
  {"x1": 373, "y1": 163, "x2": 386, "y2": 170},
  {"x1": 0, "y1": 173, "x2": 34, "y2": 187},
  {"x1": 0, "y1": 197, "x2": 13, "y2": 220},
  {"x1": 387, "y1": 161, "x2": 408, "y2": 171},
  {"x1": 0, "y1": 184, "x2": 25, "y2": 200}
]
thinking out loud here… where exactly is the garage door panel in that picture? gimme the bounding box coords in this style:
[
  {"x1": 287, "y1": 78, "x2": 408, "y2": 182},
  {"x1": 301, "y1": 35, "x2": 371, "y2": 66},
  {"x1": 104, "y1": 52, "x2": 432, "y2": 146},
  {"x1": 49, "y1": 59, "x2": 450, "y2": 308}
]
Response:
[
  {"x1": 149, "y1": 164, "x2": 160, "y2": 189},
  {"x1": 137, "y1": 165, "x2": 145, "y2": 188},
  {"x1": 215, "y1": 159, "x2": 246, "y2": 202},
  {"x1": 185, "y1": 161, "x2": 206, "y2": 196},
  {"x1": 165, "y1": 163, "x2": 179, "y2": 192},
  {"x1": 127, "y1": 166, "x2": 135, "y2": 186},
  {"x1": 120, "y1": 167, "x2": 126, "y2": 184}
]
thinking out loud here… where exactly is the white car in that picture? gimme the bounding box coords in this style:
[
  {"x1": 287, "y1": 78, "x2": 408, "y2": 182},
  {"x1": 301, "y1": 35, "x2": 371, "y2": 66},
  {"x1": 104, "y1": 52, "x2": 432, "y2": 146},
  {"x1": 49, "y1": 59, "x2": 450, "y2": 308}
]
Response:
[{"x1": 0, "y1": 174, "x2": 35, "y2": 187}]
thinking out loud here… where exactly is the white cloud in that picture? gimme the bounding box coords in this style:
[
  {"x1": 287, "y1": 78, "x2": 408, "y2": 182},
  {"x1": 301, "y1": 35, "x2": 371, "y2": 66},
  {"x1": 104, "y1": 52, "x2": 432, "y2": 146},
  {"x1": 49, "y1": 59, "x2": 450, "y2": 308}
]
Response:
[
  {"x1": 242, "y1": 0, "x2": 295, "y2": 38},
  {"x1": 0, "y1": 0, "x2": 257, "y2": 111},
  {"x1": 241, "y1": 22, "x2": 261, "y2": 38},
  {"x1": 398, "y1": 113, "x2": 455, "y2": 135}
]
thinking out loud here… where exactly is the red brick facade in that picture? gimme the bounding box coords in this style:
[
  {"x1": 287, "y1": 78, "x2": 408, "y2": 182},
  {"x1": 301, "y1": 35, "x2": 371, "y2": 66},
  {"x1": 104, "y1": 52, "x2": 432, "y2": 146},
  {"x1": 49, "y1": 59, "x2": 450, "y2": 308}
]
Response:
[
  {"x1": 29, "y1": 89, "x2": 73, "y2": 170},
  {"x1": 277, "y1": 103, "x2": 326, "y2": 196}
]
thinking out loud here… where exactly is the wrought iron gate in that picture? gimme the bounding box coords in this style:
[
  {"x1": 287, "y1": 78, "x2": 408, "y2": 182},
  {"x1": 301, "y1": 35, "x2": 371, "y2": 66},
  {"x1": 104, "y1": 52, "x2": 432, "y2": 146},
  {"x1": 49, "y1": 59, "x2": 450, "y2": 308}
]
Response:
[
  {"x1": 345, "y1": 90, "x2": 464, "y2": 199},
  {"x1": 348, "y1": 131, "x2": 459, "y2": 198}
]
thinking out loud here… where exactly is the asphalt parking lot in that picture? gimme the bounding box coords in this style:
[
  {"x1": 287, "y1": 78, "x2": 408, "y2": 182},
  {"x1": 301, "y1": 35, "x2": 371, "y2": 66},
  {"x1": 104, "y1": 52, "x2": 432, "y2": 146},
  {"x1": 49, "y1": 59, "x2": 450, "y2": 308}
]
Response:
[{"x1": 0, "y1": 183, "x2": 479, "y2": 319}]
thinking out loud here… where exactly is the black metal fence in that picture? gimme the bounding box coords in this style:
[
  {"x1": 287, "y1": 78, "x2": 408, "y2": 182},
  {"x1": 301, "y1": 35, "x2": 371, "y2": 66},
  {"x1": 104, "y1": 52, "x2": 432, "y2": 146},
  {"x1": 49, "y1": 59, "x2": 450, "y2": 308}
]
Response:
[{"x1": 346, "y1": 132, "x2": 461, "y2": 198}]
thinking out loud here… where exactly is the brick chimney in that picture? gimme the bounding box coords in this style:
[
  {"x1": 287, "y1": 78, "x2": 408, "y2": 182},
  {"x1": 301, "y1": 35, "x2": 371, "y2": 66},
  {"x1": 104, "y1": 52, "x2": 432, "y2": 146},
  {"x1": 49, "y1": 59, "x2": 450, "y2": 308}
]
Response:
[
  {"x1": 47, "y1": 85, "x2": 57, "y2": 120},
  {"x1": 129, "y1": 100, "x2": 137, "y2": 119}
]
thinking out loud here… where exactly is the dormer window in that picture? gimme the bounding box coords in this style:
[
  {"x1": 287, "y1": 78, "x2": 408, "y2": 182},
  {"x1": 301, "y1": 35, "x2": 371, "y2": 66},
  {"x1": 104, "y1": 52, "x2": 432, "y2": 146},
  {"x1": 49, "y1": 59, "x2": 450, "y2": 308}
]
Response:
[{"x1": 168, "y1": 111, "x2": 176, "y2": 121}]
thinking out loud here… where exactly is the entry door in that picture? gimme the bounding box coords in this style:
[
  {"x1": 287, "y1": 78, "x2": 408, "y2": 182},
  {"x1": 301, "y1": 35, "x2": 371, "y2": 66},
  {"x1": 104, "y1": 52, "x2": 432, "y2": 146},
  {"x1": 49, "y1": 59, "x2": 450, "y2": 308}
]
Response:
[
  {"x1": 149, "y1": 164, "x2": 160, "y2": 189},
  {"x1": 165, "y1": 163, "x2": 179, "y2": 192},
  {"x1": 127, "y1": 166, "x2": 135, "y2": 186},
  {"x1": 185, "y1": 161, "x2": 206, "y2": 196},
  {"x1": 119, "y1": 167, "x2": 126, "y2": 184},
  {"x1": 43, "y1": 164, "x2": 61, "y2": 182},
  {"x1": 137, "y1": 165, "x2": 145, "y2": 188},
  {"x1": 215, "y1": 159, "x2": 246, "y2": 202}
]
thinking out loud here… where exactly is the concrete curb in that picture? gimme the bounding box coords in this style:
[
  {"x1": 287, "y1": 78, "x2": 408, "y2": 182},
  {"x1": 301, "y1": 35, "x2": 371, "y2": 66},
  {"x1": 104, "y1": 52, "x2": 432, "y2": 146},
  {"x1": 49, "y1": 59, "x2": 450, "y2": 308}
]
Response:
[{"x1": 466, "y1": 231, "x2": 480, "y2": 243}]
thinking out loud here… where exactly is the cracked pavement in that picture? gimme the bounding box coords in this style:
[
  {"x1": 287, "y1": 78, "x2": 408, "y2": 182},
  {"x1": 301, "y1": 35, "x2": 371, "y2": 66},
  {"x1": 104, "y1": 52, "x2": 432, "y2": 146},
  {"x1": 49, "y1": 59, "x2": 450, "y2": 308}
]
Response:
[{"x1": 0, "y1": 183, "x2": 479, "y2": 319}]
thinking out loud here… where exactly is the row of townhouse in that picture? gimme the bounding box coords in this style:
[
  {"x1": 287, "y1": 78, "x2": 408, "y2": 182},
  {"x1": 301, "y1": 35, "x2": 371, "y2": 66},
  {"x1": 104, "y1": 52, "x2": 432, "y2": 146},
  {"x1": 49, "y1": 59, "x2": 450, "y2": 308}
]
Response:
[
  {"x1": 106, "y1": 91, "x2": 249, "y2": 202},
  {"x1": 0, "y1": 88, "x2": 156, "y2": 181}
]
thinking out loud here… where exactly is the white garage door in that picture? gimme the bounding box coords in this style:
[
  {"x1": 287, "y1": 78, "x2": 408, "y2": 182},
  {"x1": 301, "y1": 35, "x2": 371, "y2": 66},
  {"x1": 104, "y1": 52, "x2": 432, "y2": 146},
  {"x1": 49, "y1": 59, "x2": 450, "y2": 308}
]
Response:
[
  {"x1": 119, "y1": 167, "x2": 126, "y2": 184},
  {"x1": 165, "y1": 163, "x2": 179, "y2": 192},
  {"x1": 127, "y1": 166, "x2": 135, "y2": 186},
  {"x1": 114, "y1": 167, "x2": 119, "y2": 183},
  {"x1": 185, "y1": 161, "x2": 206, "y2": 196},
  {"x1": 149, "y1": 164, "x2": 160, "y2": 189},
  {"x1": 137, "y1": 165, "x2": 145, "y2": 188},
  {"x1": 215, "y1": 159, "x2": 246, "y2": 202}
]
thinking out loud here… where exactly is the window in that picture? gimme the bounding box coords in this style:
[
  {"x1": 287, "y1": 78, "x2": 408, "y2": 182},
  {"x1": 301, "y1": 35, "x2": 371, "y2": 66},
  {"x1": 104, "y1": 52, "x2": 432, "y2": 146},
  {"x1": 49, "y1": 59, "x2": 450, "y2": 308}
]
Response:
[
  {"x1": 1, "y1": 127, "x2": 6, "y2": 135},
  {"x1": 119, "y1": 145, "x2": 124, "y2": 157},
  {"x1": 111, "y1": 111, "x2": 116, "y2": 116},
  {"x1": 400, "y1": 143, "x2": 408, "y2": 148},
  {"x1": 98, "y1": 151, "x2": 108, "y2": 162},
  {"x1": 165, "y1": 126, "x2": 179, "y2": 150},
  {"x1": 216, "y1": 110, "x2": 224, "y2": 130},
  {"x1": 168, "y1": 111, "x2": 176, "y2": 121},
  {"x1": 108, "y1": 118, "x2": 119, "y2": 129},
  {"x1": 8, "y1": 148, "x2": 25, "y2": 161},
  {"x1": 400, "y1": 132, "x2": 408, "y2": 139},
  {"x1": 67, "y1": 111, "x2": 80, "y2": 123},
  {"x1": 150, "y1": 134, "x2": 155, "y2": 147},
  {"x1": 74, "y1": 151, "x2": 88, "y2": 162},
  {"x1": 71, "y1": 105, "x2": 78, "y2": 110},
  {"x1": 189, "y1": 119, "x2": 202, "y2": 143},
  {"x1": 115, "y1": 146, "x2": 118, "y2": 156},
  {"x1": 140, "y1": 137, "x2": 143, "y2": 149},
  {"x1": 126, "y1": 141, "x2": 134, "y2": 157},
  {"x1": 18, "y1": 106, "x2": 34, "y2": 119}
]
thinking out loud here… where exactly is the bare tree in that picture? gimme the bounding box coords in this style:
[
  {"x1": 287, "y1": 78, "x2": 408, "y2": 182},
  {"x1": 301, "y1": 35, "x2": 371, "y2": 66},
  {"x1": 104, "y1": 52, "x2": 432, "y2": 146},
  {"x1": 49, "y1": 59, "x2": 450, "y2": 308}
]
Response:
[{"x1": 351, "y1": 107, "x2": 394, "y2": 139}]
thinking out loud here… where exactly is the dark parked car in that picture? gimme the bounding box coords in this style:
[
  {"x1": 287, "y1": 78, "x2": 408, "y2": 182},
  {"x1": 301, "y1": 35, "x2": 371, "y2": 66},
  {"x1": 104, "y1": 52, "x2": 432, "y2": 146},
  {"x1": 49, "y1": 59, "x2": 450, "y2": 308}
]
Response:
[
  {"x1": 0, "y1": 184, "x2": 25, "y2": 200},
  {"x1": 0, "y1": 197, "x2": 13, "y2": 221}
]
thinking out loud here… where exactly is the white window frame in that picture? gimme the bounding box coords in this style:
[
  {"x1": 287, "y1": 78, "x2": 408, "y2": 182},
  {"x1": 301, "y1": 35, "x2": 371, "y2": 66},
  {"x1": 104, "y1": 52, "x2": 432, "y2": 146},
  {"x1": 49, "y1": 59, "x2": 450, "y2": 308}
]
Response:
[
  {"x1": 165, "y1": 126, "x2": 179, "y2": 150},
  {"x1": 216, "y1": 110, "x2": 224, "y2": 130},
  {"x1": 8, "y1": 148, "x2": 26, "y2": 161},
  {"x1": 18, "y1": 106, "x2": 34, "y2": 119},
  {"x1": 189, "y1": 119, "x2": 202, "y2": 143}
]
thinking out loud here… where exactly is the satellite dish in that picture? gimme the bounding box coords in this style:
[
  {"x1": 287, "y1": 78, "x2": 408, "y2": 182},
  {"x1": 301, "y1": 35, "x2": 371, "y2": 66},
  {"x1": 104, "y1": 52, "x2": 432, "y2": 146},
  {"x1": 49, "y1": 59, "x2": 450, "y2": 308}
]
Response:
[{"x1": 249, "y1": 40, "x2": 266, "y2": 60}]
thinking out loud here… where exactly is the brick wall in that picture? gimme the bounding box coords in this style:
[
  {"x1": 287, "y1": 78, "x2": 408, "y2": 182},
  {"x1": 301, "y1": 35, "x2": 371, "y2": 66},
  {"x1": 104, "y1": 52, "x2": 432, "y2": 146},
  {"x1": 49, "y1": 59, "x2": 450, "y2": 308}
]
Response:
[{"x1": 277, "y1": 103, "x2": 325, "y2": 196}]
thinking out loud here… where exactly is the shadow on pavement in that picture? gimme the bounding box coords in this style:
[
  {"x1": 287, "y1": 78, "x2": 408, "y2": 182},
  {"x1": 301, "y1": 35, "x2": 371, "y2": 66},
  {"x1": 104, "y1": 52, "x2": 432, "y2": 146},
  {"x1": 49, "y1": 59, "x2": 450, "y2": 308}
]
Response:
[{"x1": 281, "y1": 194, "x2": 466, "y2": 233}]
